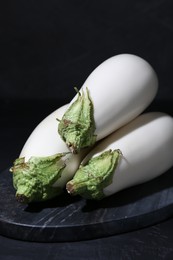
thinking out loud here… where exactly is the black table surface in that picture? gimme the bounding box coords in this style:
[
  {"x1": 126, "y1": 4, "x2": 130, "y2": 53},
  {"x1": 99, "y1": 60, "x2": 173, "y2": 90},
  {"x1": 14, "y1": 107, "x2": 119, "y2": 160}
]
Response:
[{"x1": 0, "y1": 100, "x2": 173, "y2": 260}]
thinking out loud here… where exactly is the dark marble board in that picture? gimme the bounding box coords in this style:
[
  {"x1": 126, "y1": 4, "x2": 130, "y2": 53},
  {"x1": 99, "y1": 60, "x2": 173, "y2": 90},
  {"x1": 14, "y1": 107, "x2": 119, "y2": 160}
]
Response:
[{"x1": 0, "y1": 167, "x2": 173, "y2": 242}]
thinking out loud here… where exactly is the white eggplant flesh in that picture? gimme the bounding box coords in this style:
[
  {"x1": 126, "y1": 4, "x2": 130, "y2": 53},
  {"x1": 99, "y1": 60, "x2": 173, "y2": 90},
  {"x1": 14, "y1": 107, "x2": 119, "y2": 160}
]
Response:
[
  {"x1": 66, "y1": 112, "x2": 173, "y2": 199},
  {"x1": 59, "y1": 54, "x2": 158, "y2": 153}
]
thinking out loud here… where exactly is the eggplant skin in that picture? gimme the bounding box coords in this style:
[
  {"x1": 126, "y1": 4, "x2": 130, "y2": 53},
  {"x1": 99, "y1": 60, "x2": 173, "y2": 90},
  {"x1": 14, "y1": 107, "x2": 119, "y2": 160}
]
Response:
[
  {"x1": 72, "y1": 54, "x2": 158, "y2": 141},
  {"x1": 68, "y1": 112, "x2": 173, "y2": 200}
]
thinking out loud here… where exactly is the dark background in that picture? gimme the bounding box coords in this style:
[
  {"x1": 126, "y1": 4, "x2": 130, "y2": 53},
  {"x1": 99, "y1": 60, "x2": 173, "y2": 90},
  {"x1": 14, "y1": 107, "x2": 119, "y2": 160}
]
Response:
[
  {"x1": 0, "y1": 1, "x2": 173, "y2": 259},
  {"x1": 1, "y1": 0, "x2": 173, "y2": 102}
]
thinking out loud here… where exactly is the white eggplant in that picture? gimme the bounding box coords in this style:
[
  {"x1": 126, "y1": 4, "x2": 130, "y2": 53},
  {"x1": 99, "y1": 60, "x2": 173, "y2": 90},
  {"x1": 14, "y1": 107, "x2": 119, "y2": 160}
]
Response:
[
  {"x1": 10, "y1": 105, "x2": 88, "y2": 203},
  {"x1": 66, "y1": 112, "x2": 173, "y2": 199},
  {"x1": 58, "y1": 54, "x2": 158, "y2": 153},
  {"x1": 20, "y1": 105, "x2": 69, "y2": 160}
]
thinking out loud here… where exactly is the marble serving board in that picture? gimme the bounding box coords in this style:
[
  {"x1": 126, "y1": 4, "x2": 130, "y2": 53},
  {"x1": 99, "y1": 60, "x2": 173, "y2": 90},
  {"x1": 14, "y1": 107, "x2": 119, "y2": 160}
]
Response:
[{"x1": 0, "y1": 167, "x2": 173, "y2": 242}]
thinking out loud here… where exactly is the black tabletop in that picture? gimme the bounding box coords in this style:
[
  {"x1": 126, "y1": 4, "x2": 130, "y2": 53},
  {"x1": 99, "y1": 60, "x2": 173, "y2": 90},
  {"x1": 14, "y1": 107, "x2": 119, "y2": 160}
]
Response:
[
  {"x1": 0, "y1": 218, "x2": 173, "y2": 260},
  {"x1": 1, "y1": 1, "x2": 173, "y2": 259}
]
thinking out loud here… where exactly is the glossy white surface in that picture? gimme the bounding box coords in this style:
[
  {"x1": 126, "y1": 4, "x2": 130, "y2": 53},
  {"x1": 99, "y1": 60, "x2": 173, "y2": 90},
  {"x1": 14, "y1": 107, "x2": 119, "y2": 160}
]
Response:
[
  {"x1": 71, "y1": 54, "x2": 158, "y2": 140},
  {"x1": 82, "y1": 112, "x2": 173, "y2": 196},
  {"x1": 20, "y1": 105, "x2": 69, "y2": 160}
]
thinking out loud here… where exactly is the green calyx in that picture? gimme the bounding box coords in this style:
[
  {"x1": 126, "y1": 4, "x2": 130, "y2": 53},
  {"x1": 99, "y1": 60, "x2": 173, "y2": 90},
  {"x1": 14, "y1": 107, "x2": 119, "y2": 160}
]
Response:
[
  {"x1": 58, "y1": 87, "x2": 96, "y2": 154},
  {"x1": 66, "y1": 149, "x2": 121, "y2": 200},
  {"x1": 10, "y1": 153, "x2": 68, "y2": 203}
]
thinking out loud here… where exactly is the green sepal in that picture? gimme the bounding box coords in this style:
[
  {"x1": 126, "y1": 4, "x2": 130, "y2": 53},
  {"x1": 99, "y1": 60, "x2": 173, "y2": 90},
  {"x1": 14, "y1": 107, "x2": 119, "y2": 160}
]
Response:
[
  {"x1": 58, "y1": 87, "x2": 96, "y2": 154},
  {"x1": 10, "y1": 153, "x2": 68, "y2": 203},
  {"x1": 66, "y1": 149, "x2": 121, "y2": 200}
]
